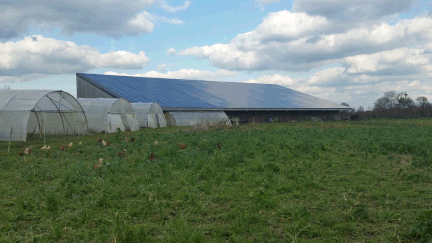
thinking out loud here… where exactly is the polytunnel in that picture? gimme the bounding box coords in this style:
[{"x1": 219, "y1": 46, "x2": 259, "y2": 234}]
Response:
[
  {"x1": 0, "y1": 90, "x2": 88, "y2": 142},
  {"x1": 166, "y1": 111, "x2": 231, "y2": 126},
  {"x1": 131, "y1": 102, "x2": 167, "y2": 128},
  {"x1": 77, "y1": 98, "x2": 140, "y2": 133}
]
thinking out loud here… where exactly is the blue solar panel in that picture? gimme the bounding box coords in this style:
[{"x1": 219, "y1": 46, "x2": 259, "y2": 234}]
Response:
[{"x1": 77, "y1": 73, "x2": 351, "y2": 110}]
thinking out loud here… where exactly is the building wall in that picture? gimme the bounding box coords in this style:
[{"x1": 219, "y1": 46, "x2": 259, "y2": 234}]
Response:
[
  {"x1": 224, "y1": 110, "x2": 341, "y2": 124},
  {"x1": 77, "y1": 76, "x2": 115, "y2": 98}
]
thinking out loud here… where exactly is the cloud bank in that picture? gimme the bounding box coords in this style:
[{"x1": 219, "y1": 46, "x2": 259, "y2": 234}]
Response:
[
  {"x1": 0, "y1": 0, "x2": 189, "y2": 39},
  {"x1": 0, "y1": 35, "x2": 149, "y2": 81}
]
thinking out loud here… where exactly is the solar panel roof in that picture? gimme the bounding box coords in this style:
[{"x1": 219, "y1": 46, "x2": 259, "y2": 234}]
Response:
[{"x1": 77, "y1": 73, "x2": 352, "y2": 111}]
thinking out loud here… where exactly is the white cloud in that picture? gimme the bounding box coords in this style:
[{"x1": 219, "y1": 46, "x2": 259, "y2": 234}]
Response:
[
  {"x1": 158, "y1": 0, "x2": 191, "y2": 13},
  {"x1": 157, "y1": 63, "x2": 167, "y2": 71},
  {"x1": 308, "y1": 67, "x2": 347, "y2": 85},
  {"x1": 251, "y1": 11, "x2": 329, "y2": 42},
  {"x1": 0, "y1": 0, "x2": 186, "y2": 39},
  {"x1": 293, "y1": 0, "x2": 414, "y2": 23},
  {"x1": 0, "y1": 35, "x2": 149, "y2": 80},
  {"x1": 104, "y1": 69, "x2": 236, "y2": 80},
  {"x1": 126, "y1": 11, "x2": 183, "y2": 34},
  {"x1": 126, "y1": 11, "x2": 156, "y2": 34},
  {"x1": 244, "y1": 73, "x2": 298, "y2": 86},
  {"x1": 179, "y1": 11, "x2": 432, "y2": 72},
  {"x1": 343, "y1": 48, "x2": 432, "y2": 75},
  {"x1": 167, "y1": 48, "x2": 177, "y2": 56}
]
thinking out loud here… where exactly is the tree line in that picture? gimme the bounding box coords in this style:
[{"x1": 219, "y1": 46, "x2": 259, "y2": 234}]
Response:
[{"x1": 342, "y1": 91, "x2": 432, "y2": 119}]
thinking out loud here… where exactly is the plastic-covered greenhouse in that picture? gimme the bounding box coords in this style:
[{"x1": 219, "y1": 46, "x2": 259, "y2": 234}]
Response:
[
  {"x1": 0, "y1": 90, "x2": 88, "y2": 142},
  {"x1": 131, "y1": 102, "x2": 167, "y2": 128},
  {"x1": 77, "y1": 98, "x2": 139, "y2": 133},
  {"x1": 166, "y1": 111, "x2": 231, "y2": 126}
]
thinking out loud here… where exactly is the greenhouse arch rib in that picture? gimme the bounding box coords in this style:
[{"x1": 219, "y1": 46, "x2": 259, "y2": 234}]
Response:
[{"x1": 44, "y1": 93, "x2": 66, "y2": 134}]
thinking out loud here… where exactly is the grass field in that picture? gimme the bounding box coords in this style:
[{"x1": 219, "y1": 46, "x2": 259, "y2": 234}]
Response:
[{"x1": 1, "y1": 119, "x2": 432, "y2": 242}]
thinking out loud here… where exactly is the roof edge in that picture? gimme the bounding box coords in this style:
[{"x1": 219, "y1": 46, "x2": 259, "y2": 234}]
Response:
[
  {"x1": 162, "y1": 108, "x2": 354, "y2": 111},
  {"x1": 77, "y1": 73, "x2": 125, "y2": 100}
]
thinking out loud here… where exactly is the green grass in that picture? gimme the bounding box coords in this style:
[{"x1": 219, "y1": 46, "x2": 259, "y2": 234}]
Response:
[{"x1": 1, "y1": 119, "x2": 432, "y2": 242}]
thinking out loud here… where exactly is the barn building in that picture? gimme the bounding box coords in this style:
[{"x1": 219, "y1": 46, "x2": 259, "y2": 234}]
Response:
[{"x1": 76, "y1": 73, "x2": 352, "y2": 125}]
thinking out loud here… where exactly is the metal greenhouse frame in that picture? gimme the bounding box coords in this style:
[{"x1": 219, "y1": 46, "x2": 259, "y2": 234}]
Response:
[
  {"x1": 0, "y1": 90, "x2": 88, "y2": 142},
  {"x1": 77, "y1": 98, "x2": 139, "y2": 133}
]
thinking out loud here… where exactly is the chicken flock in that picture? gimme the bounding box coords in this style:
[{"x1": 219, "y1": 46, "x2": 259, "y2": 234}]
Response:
[{"x1": 16, "y1": 135, "x2": 222, "y2": 170}]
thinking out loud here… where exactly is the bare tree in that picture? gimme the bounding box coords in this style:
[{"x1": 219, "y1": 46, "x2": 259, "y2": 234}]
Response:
[
  {"x1": 416, "y1": 96, "x2": 428, "y2": 108},
  {"x1": 374, "y1": 91, "x2": 397, "y2": 110},
  {"x1": 1, "y1": 85, "x2": 11, "y2": 90},
  {"x1": 396, "y1": 92, "x2": 414, "y2": 108},
  {"x1": 357, "y1": 106, "x2": 365, "y2": 112}
]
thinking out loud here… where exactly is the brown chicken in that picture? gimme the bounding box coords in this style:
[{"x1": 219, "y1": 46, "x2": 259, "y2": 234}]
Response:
[
  {"x1": 98, "y1": 137, "x2": 102, "y2": 143},
  {"x1": 130, "y1": 137, "x2": 135, "y2": 143},
  {"x1": 60, "y1": 144, "x2": 65, "y2": 151},
  {"x1": 179, "y1": 143, "x2": 187, "y2": 149},
  {"x1": 106, "y1": 141, "x2": 110, "y2": 146},
  {"x1": 94, "y1": 158, "x2": 103, "y2": 169},
  {"x1": 122, "y1": 149, "x2": 127, "y2": 157},
  {"x1": 23, "y1": 145, "x2": 33, "y2": 155},
  {"x1": 217, "y1": 142, "x2": 221, "y2": 149},
  {"x1": 18, "y1": 152, "x2": 24, "y2": 156},
  {"x1": 149, "y1": 152, "x2": 156, "y2": 160},
  {"x1": 118, "y1": 151, "x2": 122, "y2": 157}
]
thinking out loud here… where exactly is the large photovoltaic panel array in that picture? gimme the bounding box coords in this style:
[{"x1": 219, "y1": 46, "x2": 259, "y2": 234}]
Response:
[{"x1": 77, "y1": 73, "x2": 351, "y2": 111}]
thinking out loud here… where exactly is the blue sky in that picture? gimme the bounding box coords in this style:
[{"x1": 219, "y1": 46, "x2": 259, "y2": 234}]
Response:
[{"x1": 1, "y1": 0, "x2": 432, "y2": 110}]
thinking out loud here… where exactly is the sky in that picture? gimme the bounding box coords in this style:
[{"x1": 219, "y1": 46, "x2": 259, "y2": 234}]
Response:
[{"x1": 1, "y1": 0, "x2": 431, "y2": 110}]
